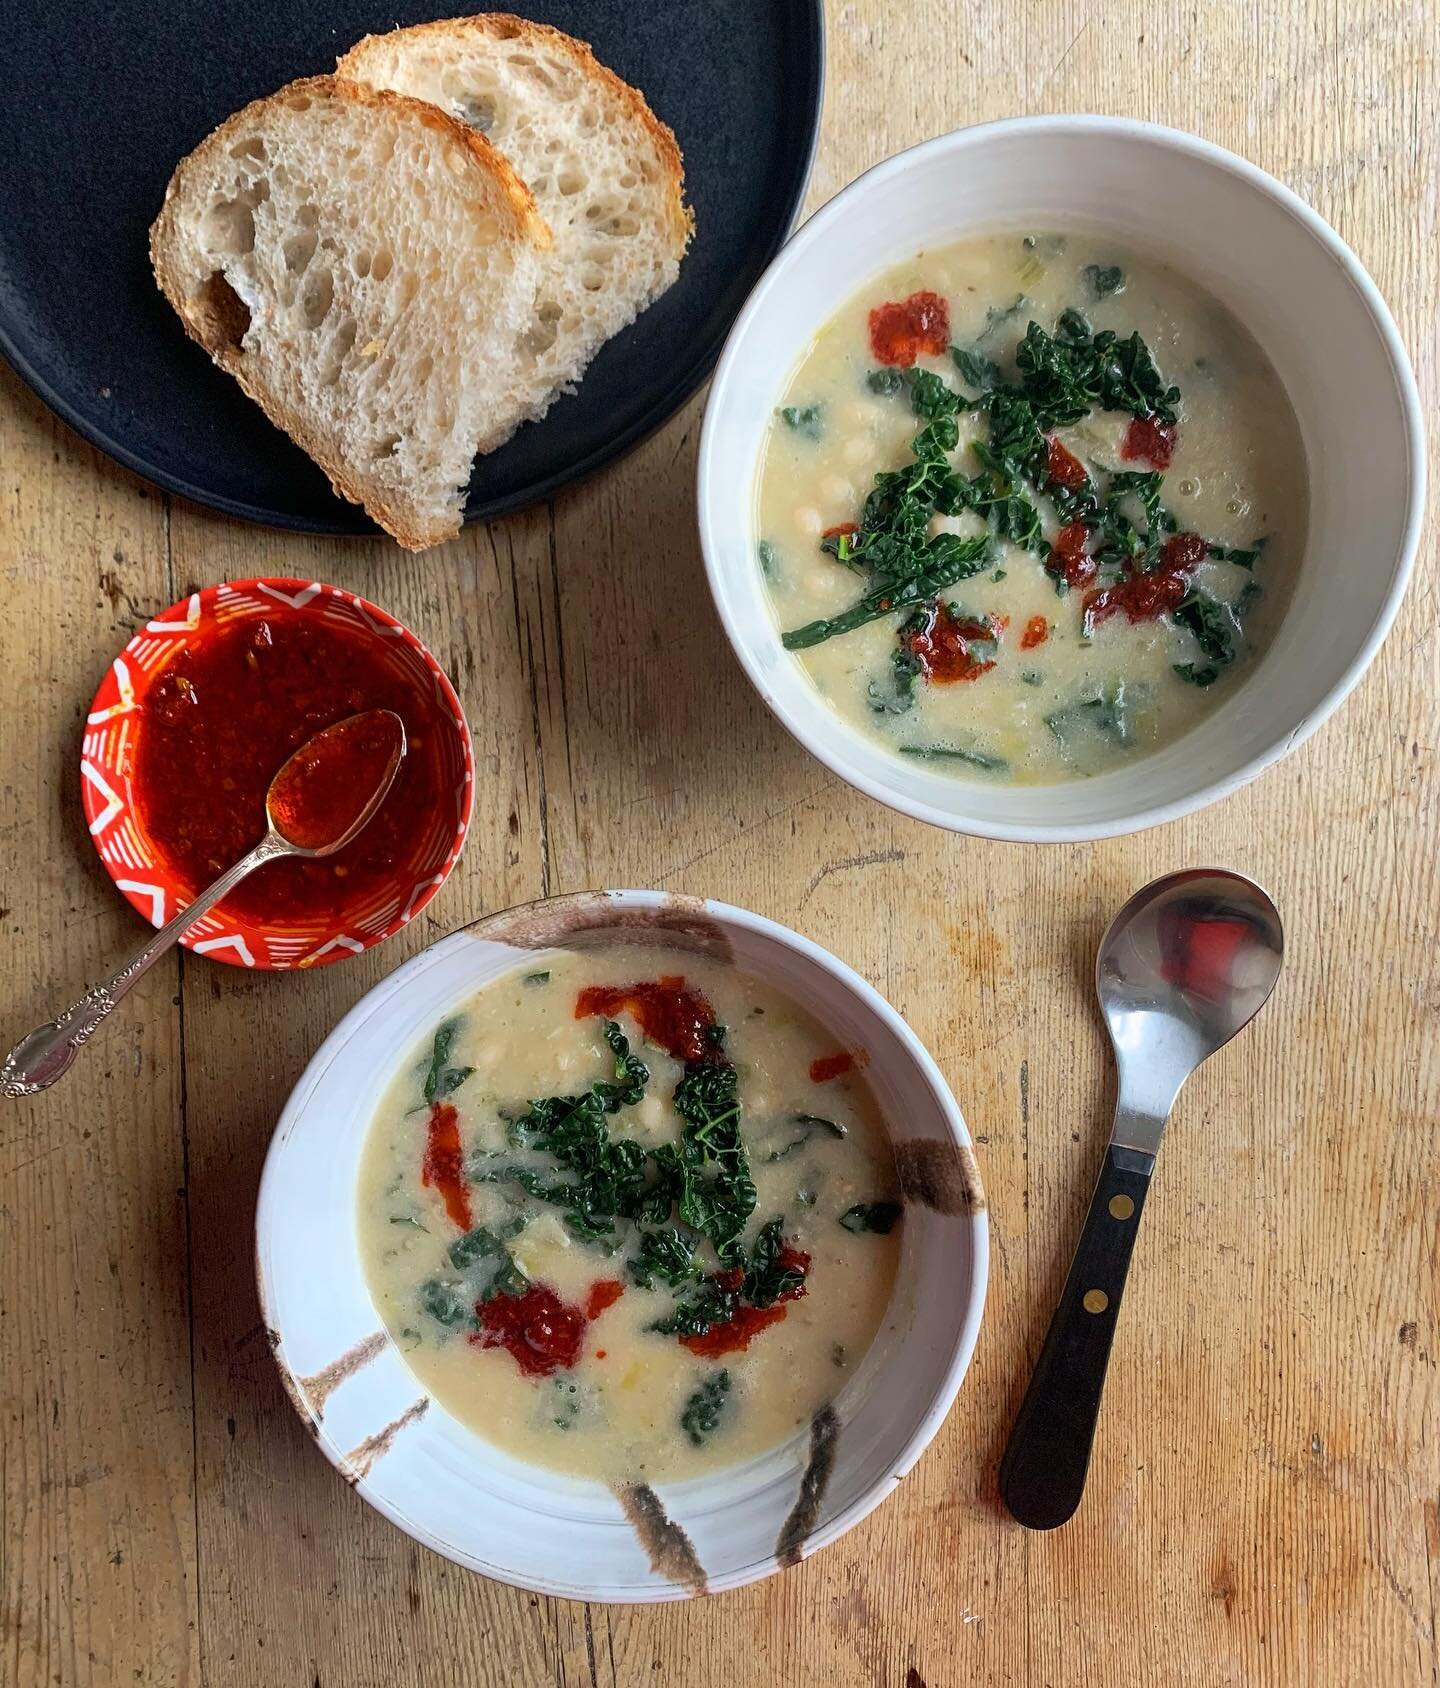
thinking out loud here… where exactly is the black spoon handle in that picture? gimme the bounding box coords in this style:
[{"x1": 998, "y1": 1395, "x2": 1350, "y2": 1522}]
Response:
[{"x1": 999, "y1": 1142, "x2": 1155, "y2": 1530}]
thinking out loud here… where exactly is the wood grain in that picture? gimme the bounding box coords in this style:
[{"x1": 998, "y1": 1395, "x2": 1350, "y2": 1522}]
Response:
[{"x1": 3, "y1": 0, "x2": 1437, "y2": 1683}]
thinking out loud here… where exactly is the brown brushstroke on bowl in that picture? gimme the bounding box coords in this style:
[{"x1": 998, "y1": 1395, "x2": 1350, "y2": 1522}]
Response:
[
  {"x1": 462, "y1": 890, "x2": 735, "y2": 964},
  {"x1": 343, "y1": 1397, "x2": 430, "y2": 1485},
  {"x1": 776, "y1": 1403, "x2": 840, "y2": 1568},
  {"x1": 894, "y1": 1137, "x2": 986, "y2": 1216},
  {"x1": 295, "y1": 1328, "x2": 388, "y2": 1419},
  {"x1": 614, "y1": 1482, "x2": 708, "y2": 1595}
]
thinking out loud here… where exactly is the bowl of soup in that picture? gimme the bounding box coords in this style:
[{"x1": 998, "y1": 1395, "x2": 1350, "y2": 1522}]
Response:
[
  {"x1": 256, "y1": 890, "x2": 987, "y2": 1599},
  {"x1": 697, "y1": 118, "x2": 1424, "y2": 840}
]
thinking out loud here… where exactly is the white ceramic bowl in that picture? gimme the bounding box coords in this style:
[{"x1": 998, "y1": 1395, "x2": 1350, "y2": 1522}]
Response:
[
  {"x1": 697, "y1": 117, "x2": 1425, "y2": 841},
  {"x1": 256, "y1": 890, "x2": 988, "y2": 1601}
]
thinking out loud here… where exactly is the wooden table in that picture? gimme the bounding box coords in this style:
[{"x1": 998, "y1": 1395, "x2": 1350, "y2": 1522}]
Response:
[{"x1": 4, "y1": 2, "x2": 1436, "y2": 1683}]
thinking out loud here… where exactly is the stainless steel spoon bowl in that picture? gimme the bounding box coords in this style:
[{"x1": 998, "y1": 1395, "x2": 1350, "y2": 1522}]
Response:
[
  {"x1": 2, "y1": 709, "x2": 406, "y2": 1098},
  {"x1": 1000, "y1": 867, "x2": 1284, "y2": 1530}
]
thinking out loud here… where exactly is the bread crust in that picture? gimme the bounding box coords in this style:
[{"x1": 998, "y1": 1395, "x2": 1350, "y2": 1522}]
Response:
[
  {"x1": 149, "y1": 74, "x2": 553, "y2": 548},
  {"x1": 338, "y1": 16, "x2": 693, "y2": 257}
]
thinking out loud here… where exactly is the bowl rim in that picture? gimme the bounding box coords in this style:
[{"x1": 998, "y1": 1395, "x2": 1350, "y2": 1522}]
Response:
[
  {"x1": 696, "y1": 114, "x2": 1427, "y2": 843},
  {"x1": 255, "y1": 887, "x2": 991, "y2": 1600},
  {"x1": 79, "y1": 575, "x2": 475, "y2": 968}
]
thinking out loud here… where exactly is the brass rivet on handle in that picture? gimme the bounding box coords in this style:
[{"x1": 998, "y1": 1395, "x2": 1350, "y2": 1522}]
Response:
[
  {"x1": 1108, "y1": 1194, "x2": 1135, "y2": 1220},
  {"x1": 1082, "y1": 1289, "x2": 1109, "y2": 1314}
]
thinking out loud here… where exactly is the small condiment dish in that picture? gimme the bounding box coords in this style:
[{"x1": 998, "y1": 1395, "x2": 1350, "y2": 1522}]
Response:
[
  {"x1": 697, "y1": 117, "x2": 1425, "y2": 840},
  {"x1": 81, "y1": 577, "x2": 473, "y2": 968},
  {"x1": 255, "y1": 890, "x2": 988, "y2": 1600}
]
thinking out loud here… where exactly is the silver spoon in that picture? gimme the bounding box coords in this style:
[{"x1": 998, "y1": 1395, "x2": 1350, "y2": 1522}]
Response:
[
  {"x1": 2, "y1": 709, "x2": 406, "y2": 1098},
  {"x1": 999, "y1": 867, "x2": 1284, "y2": 1530}
]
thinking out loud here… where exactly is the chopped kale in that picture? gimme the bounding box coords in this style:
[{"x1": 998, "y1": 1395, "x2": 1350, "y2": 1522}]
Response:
[
  {"x1": 764, "y1": 1113, "x2": 846, "y2": 1162},
  {"x1": 757, "y1": 539, "x2": 779, "y2": 579},
  {"x1": 1209, "y1": 539, "x2": 1265, "y2": 570},
  {"x1": 867, "y1": 366, "x2": 905, "y2": 395},
  {"x1": 899, "y1": 744, "x2": 1008, "y2": 771},
  {"x1": 420, "y1": 1278, "x2": 473, "y2": 1328},
  {"x1": 1171, "y1": 590, "x2": 1243, "y2": 687},
  {"x1": 421, "y1": 1017, "x2": 473, "y2": 1106},
  {"x1": 977, "y1": 293, "x2": 1028, "y2": 341},
  {"x1": 630, "y1": 1225, "x2": 700, "y2": 1289},
  {"x1": 744, "y1": 1217, "x2": 807, "y2": 1307},
  {"x1": 650, "y1": 1270, "x2": 741, "y2": 1337},
  {"x1": 680, "y1": 1369, "x2": 732, "y2": 1446},
  {"x1": 523, "y1": 970, "x2": 551, "y2": 987},
  {"x1": 1015, "y1": 316, "x2": 1180, "y2": 428},
  {"x1": 1045, "y1": 682, "x2": 1134, "y2": 748},
  {"x1": 779, "y1": 402, "x2": 825, "y2": 440},
  {"x1": 781, "y1": 536, "x2": 992, "y2": 651},
  {"x1": 1083, "y1": 263, "x2": 1126, "y2": 300},
  {"x1": 840, "y1": 1200, "x2": 903, "y2": 1234},
  {"x1": 448, "y1": 1225, "x2": 508, "y2": 1269},
  {"x1": 951, "y1": 345, "x2": 1004, "y2": 392}
]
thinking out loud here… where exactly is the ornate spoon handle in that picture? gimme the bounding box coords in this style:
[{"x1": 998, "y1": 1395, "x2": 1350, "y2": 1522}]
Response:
[{"x1": 2, "y1": 834, "x2": 287, "y2": 1098}]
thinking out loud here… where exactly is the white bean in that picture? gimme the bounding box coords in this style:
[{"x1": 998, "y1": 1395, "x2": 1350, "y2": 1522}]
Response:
[
  {"x1": 840, "y1": 399, "x2": 880, "y2": 429},
  {"x1": 794, "y1": 505, "x2": 823, "y2": 536}
]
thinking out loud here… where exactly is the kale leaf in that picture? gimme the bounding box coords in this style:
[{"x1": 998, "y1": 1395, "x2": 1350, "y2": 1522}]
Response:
[
  {"x1": 764, "y1": 1113, "x2": 846, "y2": 1163},
  {"x1": 680, "y1": 1370, "x2": 732, "y2": 1446},
  {"x1": 779, "y1": 402, "x2": 825, "y2": 440},
  {"x1": 839, "y1": 1201, "x2": 903, "y2": 1235},
  {"x1": 743, "y1": 1217, "x2": 807, "y2": 1307},
  {"x1": 630, "y1": 1225, "x2": 700, "y2": 1290},
  {"x1": 1083, "y1": 263, "x2": 1126, "y2": 300},
  {"x1": 422, "y1": 1017, "x2": 473, "y2": 1105}
]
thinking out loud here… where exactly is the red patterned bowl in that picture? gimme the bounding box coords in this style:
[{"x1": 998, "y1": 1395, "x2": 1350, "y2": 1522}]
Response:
[{"x1": 80, "y1": 579, "x2": 473, "y2": 969}]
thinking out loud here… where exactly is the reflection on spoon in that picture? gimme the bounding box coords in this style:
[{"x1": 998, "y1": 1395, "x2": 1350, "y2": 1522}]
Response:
[{"x1": 1, "y1": 710, "x2": 406, "y2": 1098}]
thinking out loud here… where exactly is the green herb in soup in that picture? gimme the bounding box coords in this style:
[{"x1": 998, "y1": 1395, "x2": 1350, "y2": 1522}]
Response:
[
  {"x1": 355, "y1": 947, "x2": 903, "y2": 1484},
  {"x1": 757, "y1": 232, "x2": 1306, "y2": 784},
  {"x1": 680, "y1": 1369, "x2": 732, "y2": 1446}
]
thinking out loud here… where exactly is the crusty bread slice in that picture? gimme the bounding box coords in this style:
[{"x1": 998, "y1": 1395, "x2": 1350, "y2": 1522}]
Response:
[
  {"x1": 338, "y1": 15, "x2": 692, "y2": 452},
  {"x1": 150, "y1": 75, "x2": 551, "y2": 548}
]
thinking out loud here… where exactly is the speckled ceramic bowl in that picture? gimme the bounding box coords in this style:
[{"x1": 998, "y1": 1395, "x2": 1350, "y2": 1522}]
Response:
[{"x1": 256, "y1": 890, "x2": 988, "y2": 1601}]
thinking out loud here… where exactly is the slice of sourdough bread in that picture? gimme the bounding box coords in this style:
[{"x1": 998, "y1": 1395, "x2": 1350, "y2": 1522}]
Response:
[
  {"x1": 150, "y1": 75, "x2": 551, "y2": 548},
  {"x1": 338, "y1": 15, "x2": 692, "y2": 452}
]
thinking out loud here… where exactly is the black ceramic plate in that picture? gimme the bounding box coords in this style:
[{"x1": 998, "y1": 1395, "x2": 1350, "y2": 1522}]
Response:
[{"x1": 0, "y1": 1, "x2": 822, "y2": 535}]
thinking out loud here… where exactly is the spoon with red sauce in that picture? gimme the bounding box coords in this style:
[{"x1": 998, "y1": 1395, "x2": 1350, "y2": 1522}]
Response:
[{"x1": 2, "y1": 709, "x2": 405, "y2": 1098}]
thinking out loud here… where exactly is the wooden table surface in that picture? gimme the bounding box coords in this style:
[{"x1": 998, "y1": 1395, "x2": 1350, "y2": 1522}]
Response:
[{"x1": 4, "y1": 2, "x2": 1437, "y2": 1683}]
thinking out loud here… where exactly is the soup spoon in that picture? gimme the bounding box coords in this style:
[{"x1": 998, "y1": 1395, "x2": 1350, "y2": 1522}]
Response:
[
  {"x1": 1, "y1": 709, "x2": 406, "y2": 1099},
  {"x1": 999, "y1": 867, "x2": 1284, "y2": 1530}
]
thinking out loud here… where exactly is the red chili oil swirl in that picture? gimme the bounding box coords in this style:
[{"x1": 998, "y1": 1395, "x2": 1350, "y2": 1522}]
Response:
[
  {"x1": 574, "y1": 977, "x2": 718, "y2": 1063},
  {"x1": 678, "y1": 1247, "x2": 812, "y2": 1359},
  {"x1": 1020, "y1": 615, "x2": 1050, "y2": 650},
  {"x1": 822, "y1": 521, "x2": 859, "y2": 540},
  {"x1": 1082, "y1": 532, "x2": 1209, "y2": 633},
  {"x1": 1046, "y1": 436, "x2": 1089, "y2": 491},
  {"x1": 1121, "y1": 416, "x2": 1178, "y2": 468},
  {"x1": 421, "y1": 1100, "x2": 471, "y2": 1232},
  {"x1": 903, "y1": 602, "x2": 999, "y2": 685},
  {"x1": 809, "y1": 1050, "x2": 856, "y2": 1083},
  {"x1": 471, "y1": 1284, "x2": 584, "y2": 1377},
  {"x1": 584, "y1": 1279, "x2": 625, "y2": 1320},
  {"x1": 868, "y1": 290, "x2": 950, "y2": 367},
  {"x1": 471, "y1": 1278, "x2": 625, "y2": 1378},
  {"x1": 1052, "y1": 520, "x2": 1096, "y2": 589}
]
